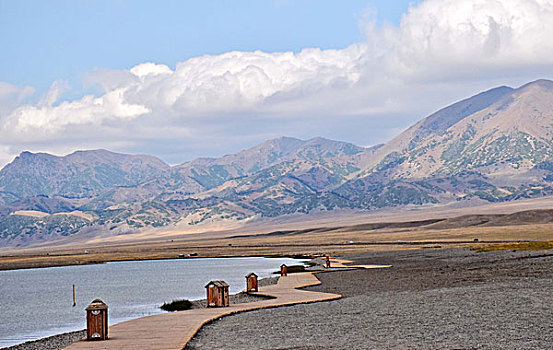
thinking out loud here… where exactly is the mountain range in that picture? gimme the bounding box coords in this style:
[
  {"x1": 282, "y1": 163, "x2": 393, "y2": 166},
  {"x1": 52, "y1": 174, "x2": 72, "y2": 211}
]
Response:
[{"x1": 3, "y1": 79, "x2": 553, "y2": 247}]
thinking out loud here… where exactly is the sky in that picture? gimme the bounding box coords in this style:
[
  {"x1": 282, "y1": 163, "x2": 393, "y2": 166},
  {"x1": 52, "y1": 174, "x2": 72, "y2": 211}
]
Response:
[{"x1": 1, "y1": 0, "x2": 553, "y2": 167}]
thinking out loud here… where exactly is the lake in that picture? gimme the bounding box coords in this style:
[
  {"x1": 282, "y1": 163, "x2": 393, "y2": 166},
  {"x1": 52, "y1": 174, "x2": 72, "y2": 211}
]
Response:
[{"x1": 0, "y1": 256, "x2": 303, "y2": 348}]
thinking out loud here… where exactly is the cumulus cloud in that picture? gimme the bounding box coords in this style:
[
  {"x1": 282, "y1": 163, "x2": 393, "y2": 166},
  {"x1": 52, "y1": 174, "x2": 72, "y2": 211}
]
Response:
[
  {"x1": 2, "y1": 0, "x2": 553, "y2": 165},
  {"x1": 113, "y1": 49, "x2": 366, "y2": 115},
  {"x1": 3, "y1": 81, "x2": 150, "y2": 135},
  {"x1": 379, "y1": 0, "x2": 553, "y2": 78}
]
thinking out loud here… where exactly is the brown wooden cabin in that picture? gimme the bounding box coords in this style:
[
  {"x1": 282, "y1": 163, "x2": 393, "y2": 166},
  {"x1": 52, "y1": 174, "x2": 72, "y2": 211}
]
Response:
[
  {"x1": 280, "y1": 264, "x2": 288, "y2": 276},
  {"x1": 245, "y1": 272, "x2": 258, "y2": 292},
  {"x1": 205, "y1": 280, "x2": 230, "y2": 307},
  {"x1": 85, "y1": 299, "x2": 108, "y2": 341}
]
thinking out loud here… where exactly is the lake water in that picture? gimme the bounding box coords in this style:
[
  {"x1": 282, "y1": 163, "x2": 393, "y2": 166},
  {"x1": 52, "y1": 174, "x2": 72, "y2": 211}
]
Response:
[{"x1": 0, "y1": 257, "x2": 302, "y2": 348}]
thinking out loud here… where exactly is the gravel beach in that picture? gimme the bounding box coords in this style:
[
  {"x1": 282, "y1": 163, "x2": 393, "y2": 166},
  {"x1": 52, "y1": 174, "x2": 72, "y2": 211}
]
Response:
[
  {"x1": 1, "y1": 331, "x2": 86, "y2": 350},
  {"x1": 186, "y1": 248, "x2": 553, "y2": 349}
]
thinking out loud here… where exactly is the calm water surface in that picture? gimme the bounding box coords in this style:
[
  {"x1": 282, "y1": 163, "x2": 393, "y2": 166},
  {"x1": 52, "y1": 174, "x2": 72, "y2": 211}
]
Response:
[{"x1": 0, "y1": 257, "x2": 302, "y2": 347}]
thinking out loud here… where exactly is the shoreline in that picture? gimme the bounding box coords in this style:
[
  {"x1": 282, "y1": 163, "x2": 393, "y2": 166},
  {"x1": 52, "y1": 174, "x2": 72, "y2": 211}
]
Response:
[
  {"x1": 0, "y1": 240, "x2": 523, "y2": 272},
  {"x1": 2, "y1": 230, "x2": 547, "y2": 272},
  {"x1": 0, "y1": 253, "x2": 315, "y2": 272}
]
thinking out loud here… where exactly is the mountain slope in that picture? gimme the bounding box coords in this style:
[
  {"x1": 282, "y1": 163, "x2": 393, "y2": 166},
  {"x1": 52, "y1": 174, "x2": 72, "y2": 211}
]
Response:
[
  {"x1": 168, "y1": 136, "x2": 366, "y2": 191},
  {"x1": 327, "y1": 79, "x2": 553, "y2": 210},
  {"x1": 0, "y1": 137, "x2": 369, "y2": 245},
  {"x1": 0, "y1": 150, "x2": 170, "y2": 200},
  {"x1": 361, "y1": 80, "x2": 553, "y2": 179}
]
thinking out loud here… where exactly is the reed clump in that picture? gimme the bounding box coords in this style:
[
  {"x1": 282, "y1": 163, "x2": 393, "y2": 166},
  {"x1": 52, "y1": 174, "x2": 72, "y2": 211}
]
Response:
[{"x1": 160, "y1": 299, "x2": 192, "y2": 312}]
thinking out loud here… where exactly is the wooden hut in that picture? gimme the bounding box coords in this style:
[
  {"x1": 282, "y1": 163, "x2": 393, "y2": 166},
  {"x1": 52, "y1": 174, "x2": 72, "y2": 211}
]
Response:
[
  {"x1": 85, "y1": 299, "x2": 108, "y2": 341},
  {"x1": 280, "y1": 264, "x2": 288, "y2": 276},
  {"x1": 245, "y1": 272, "x2": 258, "y2": 292},
  {"x1": 205, "y1": 280, "x2": 229, "y2": 307}
]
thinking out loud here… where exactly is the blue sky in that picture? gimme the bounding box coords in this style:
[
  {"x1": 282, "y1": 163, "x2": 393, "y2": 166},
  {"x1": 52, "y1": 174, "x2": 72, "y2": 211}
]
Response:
[
  {"x1": 1, "y1": 0, "x2": 415, "y2": 95},
  {"x1": 1, "y1": 0, "x2": 552, "y2": 166}
]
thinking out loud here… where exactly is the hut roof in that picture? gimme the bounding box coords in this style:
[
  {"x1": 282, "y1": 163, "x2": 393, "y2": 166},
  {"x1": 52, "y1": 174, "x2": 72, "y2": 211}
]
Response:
[
  {"x1": 205, "y1": 280, "x2": 229, "y2": 288},
  {"x1": 245, "y1": 272, "x2": 258, "y2": 278},
  {"x1": 86, "y1": 299, "x2": 108, "y2": 311}
]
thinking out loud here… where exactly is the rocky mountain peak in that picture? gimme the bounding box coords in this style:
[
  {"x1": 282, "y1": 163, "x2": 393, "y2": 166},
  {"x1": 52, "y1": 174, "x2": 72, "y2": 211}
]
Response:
[{"x1": 361, "y1": 79, "x2": 553, "y2": 179}]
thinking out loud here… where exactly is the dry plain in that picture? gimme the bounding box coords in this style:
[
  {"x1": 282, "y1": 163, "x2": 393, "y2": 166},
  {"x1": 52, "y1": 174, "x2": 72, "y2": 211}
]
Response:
[{"x1": 3, "y1": 196, "x2": 553, "y2": 270}]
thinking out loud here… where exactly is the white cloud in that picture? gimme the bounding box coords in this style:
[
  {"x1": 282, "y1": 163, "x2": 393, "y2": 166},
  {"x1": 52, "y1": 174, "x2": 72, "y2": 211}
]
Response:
[
  {"x1": 381, "y1": 0, "x2": 553, "y2": 77},
  {"x1": 3, "y1": 84, "x2": 150, "y2": 134},
  {"x1": 117, "y1": 48, "x2": 366, "y2": 114},
  {"x1": 2, "y1": 0, "x2": 553, "y2": 166},
  {"x1": 0, "y1": 82, "x2": 34, "y2": 116},
  {"x1": 130, "y1": 62, "x2": 173, "y2": 78}
]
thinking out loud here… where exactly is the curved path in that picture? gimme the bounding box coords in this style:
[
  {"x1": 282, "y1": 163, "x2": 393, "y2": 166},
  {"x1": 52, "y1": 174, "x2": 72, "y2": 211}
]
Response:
[
  {"x1": 65, "y1": 260, "x2": 391, "y2": 350},
  {"x1": 65, "y1": 272, "x2": 341, "y2": 350}
]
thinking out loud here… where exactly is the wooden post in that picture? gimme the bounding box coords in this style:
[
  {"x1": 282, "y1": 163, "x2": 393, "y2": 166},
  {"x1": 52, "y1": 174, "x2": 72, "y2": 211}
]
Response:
[{"x1": 72, "y1": 284, "x2": 76, "y2": 307}]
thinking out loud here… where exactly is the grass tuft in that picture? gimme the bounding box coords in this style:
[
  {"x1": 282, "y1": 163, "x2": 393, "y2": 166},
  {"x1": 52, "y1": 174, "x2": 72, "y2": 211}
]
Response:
[{"x1": 160, "y1": 299, "x2": 192, "y2": 312}]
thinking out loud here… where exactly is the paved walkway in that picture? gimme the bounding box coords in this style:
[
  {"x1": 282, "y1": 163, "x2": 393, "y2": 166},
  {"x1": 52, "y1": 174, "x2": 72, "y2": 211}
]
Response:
[
  {"x1": 65, "y1": 272, "x2": 341, "y2": 350},
  {"x1": 65, "y1": 259, "x2": 391, "y2": 350}
]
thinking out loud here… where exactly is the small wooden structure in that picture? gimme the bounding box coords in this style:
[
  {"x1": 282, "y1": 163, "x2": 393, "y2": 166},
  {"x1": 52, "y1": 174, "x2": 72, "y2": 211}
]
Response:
[
  {"x1": 245, "y1": 272, "x2": 258, "y2": 292},
  {"x1": 325, "y1": 256, "x2": 331, "y2": 268},
  {"x1": 280, "y1": 264, "x2": 288, "y2": 276},
  {"x1": 85, "y1": 299, "x2": 108, "y2": 341},
  {"x1": 205, "y1": 280, "x2": 229, "y2": 307}
]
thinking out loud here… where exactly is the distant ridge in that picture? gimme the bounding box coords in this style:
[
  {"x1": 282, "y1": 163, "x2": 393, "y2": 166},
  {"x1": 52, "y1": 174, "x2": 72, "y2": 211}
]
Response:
[
  {"x1": 0, "y1": 149, "x2": 169, "y2": 199},
  {"x1": 3, "y1": 79, "x2": 553, "y2": 247}
]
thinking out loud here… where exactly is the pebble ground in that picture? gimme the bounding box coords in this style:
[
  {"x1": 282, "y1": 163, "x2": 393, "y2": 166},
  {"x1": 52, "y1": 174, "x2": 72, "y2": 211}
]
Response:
[{"x1": 186, "y1": 248, "x2": 553, "y2": 350}]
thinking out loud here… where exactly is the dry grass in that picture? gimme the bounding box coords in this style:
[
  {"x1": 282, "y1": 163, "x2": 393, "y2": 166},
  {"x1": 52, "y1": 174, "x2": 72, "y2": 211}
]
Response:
[{"x1": 475, "y1": 241, "x2": 553, "y2": 252}]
